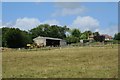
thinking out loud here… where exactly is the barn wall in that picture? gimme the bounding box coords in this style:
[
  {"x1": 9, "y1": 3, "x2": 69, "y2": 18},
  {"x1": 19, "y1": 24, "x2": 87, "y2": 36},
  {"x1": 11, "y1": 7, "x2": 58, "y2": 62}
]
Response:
[
  {"x1": 34, "y1": 38, "x2": 46, "y2": 46},
  {"x1": 33, "y1": 36, "x2": 67, "y2": 47},
  {"x1": 43, "y1": 38, "x2": 46, "y2": 46},
  {"x1": 60, "y1": 40, "x2": 66, "y2": 46}
]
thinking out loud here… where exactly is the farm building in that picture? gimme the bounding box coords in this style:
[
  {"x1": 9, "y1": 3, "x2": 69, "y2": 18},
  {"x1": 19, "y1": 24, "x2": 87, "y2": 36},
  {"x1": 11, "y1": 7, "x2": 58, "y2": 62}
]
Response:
[
  {"x1": 101, "y1": 34, "x2": 113, "y2": 40},
  {"x1": 33, "y1": 36, "x2": 66, "y2": 47}
]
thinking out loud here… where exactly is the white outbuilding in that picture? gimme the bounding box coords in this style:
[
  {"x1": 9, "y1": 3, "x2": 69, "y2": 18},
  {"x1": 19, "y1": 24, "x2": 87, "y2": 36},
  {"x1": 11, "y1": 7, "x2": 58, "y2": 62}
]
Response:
[{"x1": 33, "y1": 36, "x2": 66, "y2": 47}]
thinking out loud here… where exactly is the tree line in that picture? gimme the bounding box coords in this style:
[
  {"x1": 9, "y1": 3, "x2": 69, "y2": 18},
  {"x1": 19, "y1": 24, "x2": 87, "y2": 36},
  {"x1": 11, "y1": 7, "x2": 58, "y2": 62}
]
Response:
[{"x1": 0, "y1": 24, "x2": 120, "y2": 48}]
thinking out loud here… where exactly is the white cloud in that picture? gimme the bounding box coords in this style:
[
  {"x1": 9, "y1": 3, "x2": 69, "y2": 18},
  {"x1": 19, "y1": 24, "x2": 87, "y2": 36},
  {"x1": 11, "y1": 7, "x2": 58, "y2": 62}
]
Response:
[
  {"x1": 3, "y1": 17, "x2": 60, "y2": 30},
  {"x1": 43, "y1": 19, "x2": 60, "y2": 25},
  {"x1": 71, "y1": 16, "x2": 118, "y2": 36},
  {"x1": 71, "y1": 16, "x2": 100, "y2": 32},
  {"x1": 55, "y1": 3, "x2": 84, "y2": 9},
  {"x1": 98, "y1": 25, "x2": 118, "y2": 37},
  {"x1": 52, "y1": 3, "x2": 86, "y2": 16},
  {"x1": 53, "y1": 8, "x2": 86, "y2": 16},
  {"x1": 14, "y1": 17, "x2": 41, "y2": 30},
  {"x1": 2, "y1": 17, "x2": 118, "y2": 37}
]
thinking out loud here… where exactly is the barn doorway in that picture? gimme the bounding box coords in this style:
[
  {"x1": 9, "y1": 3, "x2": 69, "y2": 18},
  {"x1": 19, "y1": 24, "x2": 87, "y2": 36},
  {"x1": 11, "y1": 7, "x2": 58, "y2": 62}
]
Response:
[{"x1": 46, "y1": 39, "x2": 60, "y2": 47}]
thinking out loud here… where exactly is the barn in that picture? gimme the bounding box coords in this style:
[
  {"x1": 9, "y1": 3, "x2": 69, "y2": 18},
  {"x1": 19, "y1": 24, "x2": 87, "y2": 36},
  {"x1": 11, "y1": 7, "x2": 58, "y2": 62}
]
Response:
[{"x1": 33, "y1": 36, "x2": 66, "y2": 47}]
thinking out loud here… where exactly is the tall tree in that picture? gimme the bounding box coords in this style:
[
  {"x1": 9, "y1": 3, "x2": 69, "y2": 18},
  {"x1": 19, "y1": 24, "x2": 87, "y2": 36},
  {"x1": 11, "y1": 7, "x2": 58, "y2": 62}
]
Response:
[
  {"x1": 65, "y1": 28, "x2": 81, "y2": 44},
  {"x1": 94, "y1": 35, "x2": 105, "y2": 42},
  {"x1": 29, "y1": 24, "x2": 49, "y2": 38},
  {"x1": 29, "y1": 24, "x2": 69, "y2": 39},
  {"x1": 2, "y1": 27, "x2": 11, "y2": 47},
  {"x1": 80, "y1": 33, "x2": 87, "y2": 40},
  {"x1": 81, "y1": 31, "x2": 92, "y2": 39},
  {"x1": 3, "y1": 28, "x2": 32, "y2": 48},
  {"x1": 114, "y1": 33, "x2": 120, "y2": 40},
  {"x1": 71, "y1": 29, "x2": 81, "y2": 38},
  {"x1": 0, "y1": 28, "x2": 2, "y2": 47},
  {"x1": 93, "y1": 32, "x2": 100, "y2": 36}
]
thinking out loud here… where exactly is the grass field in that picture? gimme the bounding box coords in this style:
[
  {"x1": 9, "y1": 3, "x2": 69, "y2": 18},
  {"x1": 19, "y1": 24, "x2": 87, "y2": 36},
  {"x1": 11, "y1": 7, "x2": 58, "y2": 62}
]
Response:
[{"x1": 2, "y1": 45, "x2": 118, "y2": 78}]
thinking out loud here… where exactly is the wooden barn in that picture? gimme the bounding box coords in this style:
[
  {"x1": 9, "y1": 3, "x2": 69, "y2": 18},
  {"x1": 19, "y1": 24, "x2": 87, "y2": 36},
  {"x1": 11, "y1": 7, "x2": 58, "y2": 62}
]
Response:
[{"x1": 33, "y1": 36, "x2": 66, "y2": 47}]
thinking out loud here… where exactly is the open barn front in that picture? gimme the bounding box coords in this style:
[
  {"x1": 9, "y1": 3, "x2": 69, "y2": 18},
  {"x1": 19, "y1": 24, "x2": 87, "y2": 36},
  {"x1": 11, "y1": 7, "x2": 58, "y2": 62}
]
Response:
[{"x1": 46, "y1": 39, "x2": 60, "y2": 47}]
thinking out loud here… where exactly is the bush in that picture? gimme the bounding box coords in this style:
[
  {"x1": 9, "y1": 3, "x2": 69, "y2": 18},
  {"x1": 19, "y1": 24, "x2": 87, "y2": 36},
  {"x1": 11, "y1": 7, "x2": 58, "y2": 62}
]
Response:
[
  {"x1": 94, "y1": 35, "x2": 105, "y2": 42},
  {"x1": 83, "y1": 39, "x2": 89, "y2": 43},
  {"x1": 104, "y1": 40, "x2": 119, "y2": 44},
  {"x1": 4, "y1": 28, "x2": 32, "y2": 48}
]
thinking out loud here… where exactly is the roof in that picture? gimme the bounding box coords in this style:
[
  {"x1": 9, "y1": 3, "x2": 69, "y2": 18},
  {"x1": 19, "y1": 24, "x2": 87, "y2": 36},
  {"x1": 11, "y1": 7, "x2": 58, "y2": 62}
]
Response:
[
  {"x1": 33, "y1": 36, "x2": 63, "y2": 41},
  {"x1": 101, "y1": 34, "x2": 112, "y2": 39}
]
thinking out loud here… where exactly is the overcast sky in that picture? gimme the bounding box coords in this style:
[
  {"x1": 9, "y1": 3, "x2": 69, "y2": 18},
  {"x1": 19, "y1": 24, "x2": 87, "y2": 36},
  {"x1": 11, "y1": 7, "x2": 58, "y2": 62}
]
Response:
[{"x1": 1, "y1": 2, "x2": 118, "y2": 36}]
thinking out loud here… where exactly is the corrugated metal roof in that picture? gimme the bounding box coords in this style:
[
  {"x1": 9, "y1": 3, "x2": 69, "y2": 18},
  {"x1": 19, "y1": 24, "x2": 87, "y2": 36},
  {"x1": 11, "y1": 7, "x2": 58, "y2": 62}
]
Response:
[
  {"x1": 33, "y1": 36, "x2": 63, "y2": 41},
  {"x1": 101, "y1": 34, "x2": 113, "y2": 39}
]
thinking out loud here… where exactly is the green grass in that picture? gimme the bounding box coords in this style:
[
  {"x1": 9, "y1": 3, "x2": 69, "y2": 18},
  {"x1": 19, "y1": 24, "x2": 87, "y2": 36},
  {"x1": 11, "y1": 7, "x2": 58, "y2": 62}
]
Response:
[{"x1": 2, "y1": 45, "x2": 118, "y2": 78}]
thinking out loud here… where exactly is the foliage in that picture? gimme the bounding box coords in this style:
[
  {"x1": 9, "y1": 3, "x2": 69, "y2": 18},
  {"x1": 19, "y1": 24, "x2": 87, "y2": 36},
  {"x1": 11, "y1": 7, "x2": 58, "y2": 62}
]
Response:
[
  {"x1": 2, "y1": 27, "x2": 11, "y2": 47},
  {"x1": 0, "y1": 28, "x2": 2, "y2": 47},
  {"x1": 93, "y1": 32, "x2": 100, "y2": 36},
  {"x1": 65, "y1": 28, "x2": 81, "y2": 44},
  {"x1": 65, "y1": 35, "x2": 80, "y2": 44},
  {"x1": 114, "y1": 32, "x2": 120, "y2": 40},
  {"x1": 104, "y1": 40, "x2": 119, "y2": 44},
  {"x1": 94, "y1": 35, "x2": 105, "y2": 42},
  {"x1": 71, "y1": 29, "x2": 81, "y2": 37},
  {"x1": 2, "y1": 27, "x2": 32, "y2": 48},
  {"x1": 80, "y1": 33, "x2": 87, "y2": 39},
  {"x1": 2, "y1": 25, "x2": 69, "y2": 48},
  {"x1": 80, "y1": 31, "x2": 93, "y2": 40},
  {"x1": 2, "y1": 24, "x2": 119, "y2": 48},
  {"x1": 29, "y1": 24, "x2": 69, "y2": 39}
]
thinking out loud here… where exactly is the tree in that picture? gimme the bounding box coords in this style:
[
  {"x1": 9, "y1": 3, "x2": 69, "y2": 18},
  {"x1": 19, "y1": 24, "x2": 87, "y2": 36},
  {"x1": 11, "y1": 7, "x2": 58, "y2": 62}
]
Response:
[
  {"x1": 22, "y1": 30, "x2": 33, "y2": 44},
  {"x1": 0, "y1": 28, "x2": 2, "y2": 47},
  {"x1": 93, "y1": 32, "x2": 100, "y2": 36},
  {"x1": 65, "y1": 28, "x2": 81, "y2": 44},
  {"x1": 4, "y1": 28, "x2": 31, "y2": 48},
  {"x1": 80, "y1": 33, "x2": 87, "y2": 40},
  {"x1": 94, "y1": 35, "x2": 105, "y2": 42},
  {"x1": 29, "y1": 24, "x2": 69, "y2": 39},
  {"x1": 114, "y1": 33, "x2": 120, "y2": 40},
  {"x1": 65, "y1": 35, "x2": 80, "y2": 44},
  {"x1": 29, "y1": 24, "x2": 48, "y2": 38},
  {"x1": 2, "y1": 27, "x2": 11, "y2": 47},
  {"x1": 71, "y1": 29, "x2": 81, "y2": 38},
  {"x1": 82, "y1": 31, "x2": 92, "y2": 39}
]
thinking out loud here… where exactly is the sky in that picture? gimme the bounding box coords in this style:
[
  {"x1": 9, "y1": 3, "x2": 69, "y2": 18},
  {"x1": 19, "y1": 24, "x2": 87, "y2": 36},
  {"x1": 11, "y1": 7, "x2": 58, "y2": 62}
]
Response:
[
  {"x1": 1, "y1": 0, "x2": 119, "y2": 2},
  {"x1": 1, "y1": 2, "x2": 118, "y2": 36}
]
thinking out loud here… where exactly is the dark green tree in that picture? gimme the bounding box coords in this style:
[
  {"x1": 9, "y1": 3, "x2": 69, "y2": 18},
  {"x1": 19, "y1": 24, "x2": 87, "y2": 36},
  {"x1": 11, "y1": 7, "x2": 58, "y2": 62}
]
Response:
[
  {"x1": 65, "y1": 35, "x2": 80, "y2": 44},
  {"x1": 0, "y1": 28, "x2": 2, "y2": 47},
  {"x1": 65, "y1": 28, "x2": 81, "y2": 44},
  {"x1": 2, "y1": 27, "x2": 11, "y2": 47},
  {"x1": 94, "y1": 35, "x2": 105, "y2": 42},
  {"x1": 3, "y1": 28, "x2": 31, "y2": 48},
  {"x1": 114, "y1": 33, "x2": 120, "y2": 40},
  {"x1": 93, "y1": 32, "x2": 100, "y2": 36},
  {"x1": 29, "y1": 24, "x2": 48, "y2": 38},
  {"x1": 29, "y1": 24, "x2": 69, "y2": 39},
  {"x1": 71, "y1": 29, "x2": 81, "y2": 37},
  {"x1": 80, "y1": 33, "x2": 87, "y2": 40},
  {"x1": 82, "y1": 31, "x2": 92, "y2": 39}
]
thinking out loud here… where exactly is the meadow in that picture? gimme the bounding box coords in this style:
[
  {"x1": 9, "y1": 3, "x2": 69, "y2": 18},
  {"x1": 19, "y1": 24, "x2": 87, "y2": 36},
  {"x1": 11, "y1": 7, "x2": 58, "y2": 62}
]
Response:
[{"x1": 2, "y1": 45, "x2": 118, "y2": 78}]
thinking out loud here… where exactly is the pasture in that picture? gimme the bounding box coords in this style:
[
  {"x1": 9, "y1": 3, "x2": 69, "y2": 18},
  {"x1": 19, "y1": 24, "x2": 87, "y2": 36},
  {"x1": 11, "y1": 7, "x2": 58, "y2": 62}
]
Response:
[{"x1": 2, "y1": 45, "x2": 118, "y2": 78}]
